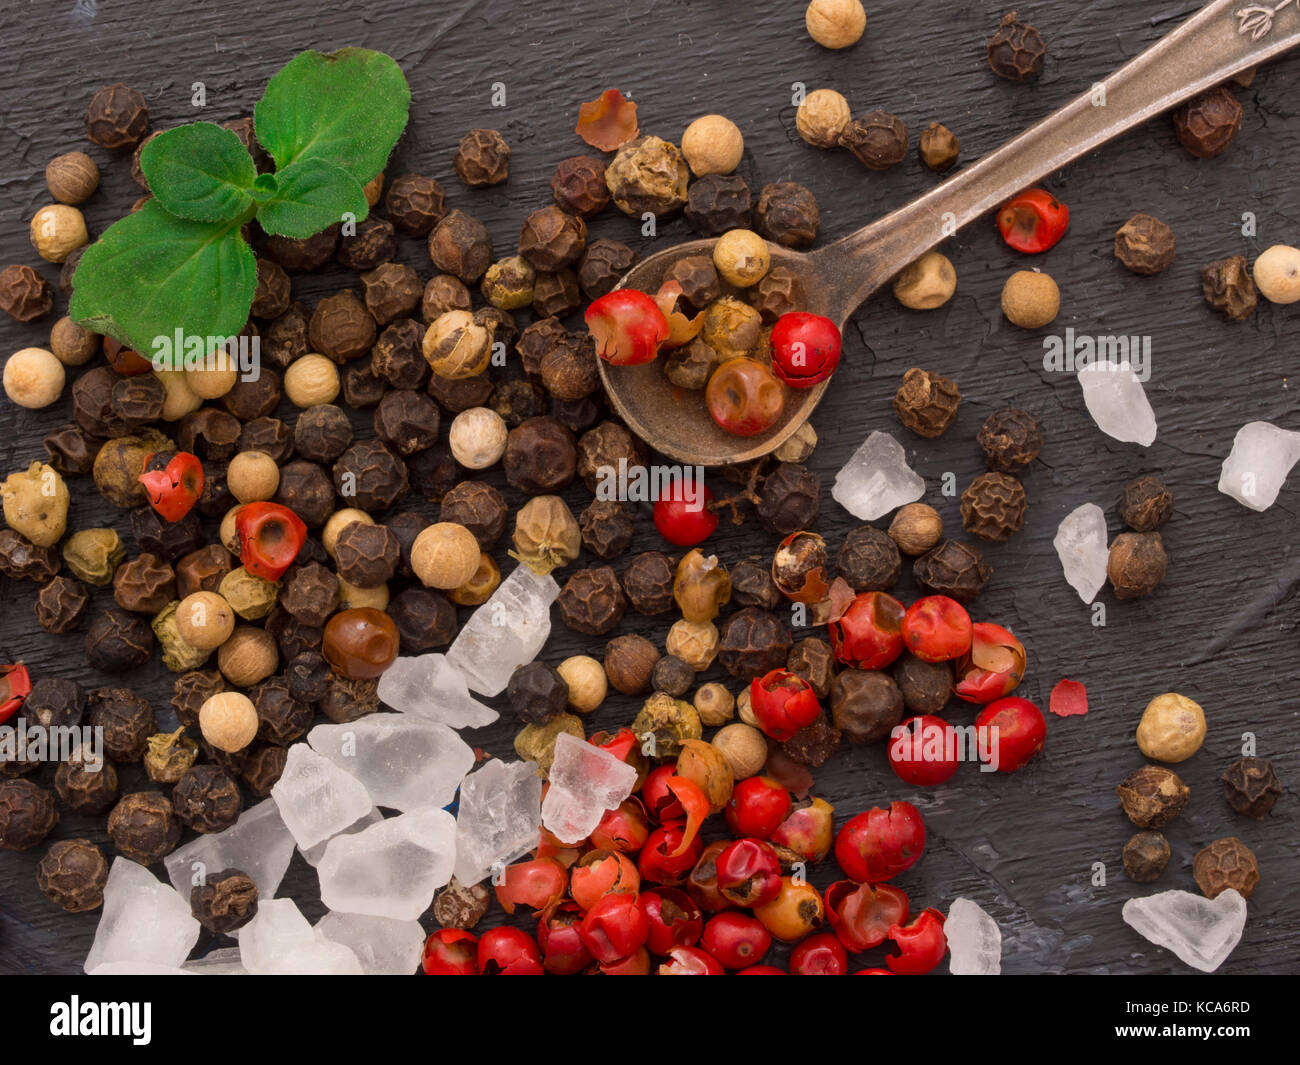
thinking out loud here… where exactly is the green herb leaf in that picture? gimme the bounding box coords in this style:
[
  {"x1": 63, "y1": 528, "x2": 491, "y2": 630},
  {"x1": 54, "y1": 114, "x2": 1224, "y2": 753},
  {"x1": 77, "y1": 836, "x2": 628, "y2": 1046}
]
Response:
[
  {"x1": 255, "y1": 158, "x2": 368, "y2": 239},
  {"x1": 69, "y1": 200, "x2": 256, "y2": 361},
  {"x1": 140, "y1": 123, "x2": 259, "y2": 223},
  {"x1": 254, "y1": 48, "x2": 410, "y2": 185}
]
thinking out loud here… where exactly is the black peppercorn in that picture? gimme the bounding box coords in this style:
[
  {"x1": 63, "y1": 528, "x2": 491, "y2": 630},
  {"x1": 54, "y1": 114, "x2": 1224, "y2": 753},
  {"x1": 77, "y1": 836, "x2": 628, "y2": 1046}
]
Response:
[
  {"x1": 274, "y1": 460, "x2": 335, "y2": 528},
  {"x1": 516, "y1": 317, "x2": 565, "y2": 380},
  {"x1": 1221, "y1": 757, "x2": 1282, "y2": 820},
  {"x1": 987, "y1": 12, "x2": 1046, "y2": 82},
  {"x1": 0, "y1": 779, "x2": 59, "y2": 851},
  {"x1": 1117, "y1": 765, "x2": 1189, "y2": 829},
  {"x1": 1202, "y1": 255, "x2": 1257, "y2": 320},
  {"x1": 1107, "y1": 532, "x2": 1167, "y2": 599},
  {"x1": 913, "y1": 539, "x2": 992, "y2": 603},
  {"x1": 894, "y1": 655, "x2": 952, "y2": 715},
  {"x1": 580, "y1": 500, "x2": 635, "y2": 560},
  {"x1": 372, "y1": 317, "x2": 429, "y2": 390},
  {"x1": 108, "y1": 791, "x2": 181, "y2": 865},
  {"x1": 387, "y1": 511, "x2": 431, "y2": 577},
  {"x1": 59, "y1": 247, "x2": 85, "y2": 295},
  {"x1": 407, "y1": 444, "x2": 462, "y2": 503},
  {"x1": 754, "y1": 182, "x2": 820, "y2": 248},
  {"x1": 172, "y1": 764, "x2": 243, "y2": 834},
  {"x1": 264, "y1": 225, "x2": 340, "y2": 272},
  {"x1": 0, "y1": 264, "x2": 53, "y2": 321},
  {"x1": 373, "y1": 389, "x2": 441, "y2": 456},
  {"x1": 507, "y1": 662, "x2": 570, "y2": 725},
  {"x1": 385, "y1": 173, "x2": 448, "y2": 235},
  {"x1": 309, "y1": 291, "x2": 376, "y2": 363},
  {"x1": 840, "y1": 111, "x2": 908, "y2": 170},
  {"x1": 264, "y1": 302, "x2": 311, "y2": 369},
  {"x1": 54, "y1": 756, "x2": 120, "y2": 815},
  {"x1": 831, "y1": 669, "x2": 904, "y2": 744},
  {"x1": 541, "y1": 334, "x2": 600, "y2": 401},
  {"x1": 605, "y1": 634, "x2": 660, "y2": 695},
  {"x1": 38, "y1": 838, "x2": 109, "y2": 912},
  {"x1": 551, "y1": 395, "x2": 604, "y2": 434},
  {"x1": 684, "y1": 173, "x2": 752, "y2": 236},
  {"x1": 241, "y1": 743, "x2": 288, "y2": 798},
  {"x1": 293, "y1": 404, "x2": 353, "y2": 464},
  {"x1": 729, "y1": 559, "x2": 781, "y2": 611},
  {"x1": 130, "y1": 505, "x2": 205, "y2": 562},
  {"x1": 1172, "y1": 86, "x2": 1242, "y2": 158},
  {"x1": 24, "y1": 677, "x2": 86, "y2": 729},
  {"x1": 0, "y1": 529, "x2": 60, "y2": 583},
  {"x1": 110, "y1": 373, "x2": 166, "y2": 425},
  {"x1": 285, "y1": 651, "x2": 331, "y2": 704},
  {"x1": 87, "y1": 687, "x2": 156, "y2": 762},
  {"x1": 919, "y1": 122, "x2": 960, "y2": 171},
  {"x1": 434, "y1": 879, "x2": 491, "y2": 929},
  {"x1": 786, "y1": 638, "x2": 834, "y2": 699},
  {"x1": 749, "y1": 267, "x2": 807, "y2": 324},
  {"x1": 171, "y1": 669, "x2": 227, "y2": 729},
  {"x1": 440, "y1": 481, "x2": 508, "y2": 550},
  {"x1": 505, "y1": 417, "x2": 577, "y2": 494},
  {"x1": 489, "y1": 381, "x2": 545, "y2": 431},
  {"x1": 961, "y1": 472, "x2": 1027, "y2": 541},
  {"x1": 978, "y1": 408, "x2": 1043, "y2": 473},
  {"x1": 35, "y1": 575, "x2": 90, "y2": 634},
  {"x1": 1114, "y1": 214, "x2": 1176, "y2": 276},
  {"x1": 576, "y1": 421, "x2": 646, "y2": 494},
  {"x1": 756, "y1": 463, "x2": 821, "y2": 536},
  {"x1": 390, "y1": 587, "x2": 458, "y2": 653},
  {"x1": 319, "y1": 674, "x2": 380, "y2": 724},
  {"x1": 239, "y1": 416, "x2": 293, "y2": 465},
  {"x1": 663, "y1": 256, "x2": 721, "y2": 313},
  {"x1": 178, "y1": 407, "x2": 242, "y2": 462},
  {"x1": 44, "y1": 424, "x2": 99, "y2": 477},
  {"x1": 454, "y1": 128, "x2": 511, "y2": 186},
  {"x1": 429, "y1": 209, "x2": 494, "y2": 283},
  {"x1": 85, "y1": 609, "x2": 154, "y2": 674},
  {"x1": 423, "y1": 273, "x2": 472, "y2": 322},
  {"x1": 73, "y1": 367, "x2": 129, "y2": 437},
  {"x1": 652, "y1": 655, "x2": 695, "y2": 698},
  {"x1": 250, "y1": 257, "x2": 291, "y2": 319},
  {"x1": 781, "y1": 713, "x2": 841, "y2": 767},
  {"x1": 425, "y1": 370, "x2": 492, "y2": 417},
  {"x1": 577, "y1": 239, "x2": 638, "y2": 300},
  {"x1": 1120, "y1": 475, "x2": 1174, "y2": 532},
  {"x1": 337, "y1": 216, "x2": 397, "y2": 271},
  {"x1": 551, "y1": 155, "x2": 611, "y2": 218},
  {"x1": 334, "y1": 522, "x2": 400, "y2": 588},
  {"x1": 718, "y1": 608, "x2": 792, "y2": 681},
  {"x1": 333, "y1": 439, "x2": 408, "y2": 512},
  {"x1": 621, "y1": 552, "x2": 677, "y2": 615},
  {"x1": 894, "y1": 367, "x2": 961, "y2": 438},
  {"x1": 113, "y1": 552, "x2": 176, "y2": 614},
  {"x1": 279, "y1": 563, "x2": 340, "y2": 628},
  {"x1": 253, "y1": 676, "x2": 313, "y2": 746},
  {"x1": 531, "y1": 269, "x2": 582, "y2": 319},
  {"x1": 519, "y1": 206, "x2": 587, "y2": 273},
  {"x1": 173, "y1": 545, "x2": 233, "y2": 599},
  {"x1": 84, "y1": 83, "x2": 149, "y2": 149},
  {"x1": 362, "y1": 262, "x2": 423, "y2": 326},
  {"x1": 221, "y1": 367, "x2": 281, "y2": 422},
  {"x1": 837, "y1": 526, "x2": 901, "y2": 592},
  {"x1": 191, "y1": 868, "x2": 259, "y2": 933},
  {"x1": 1122, "y1": 831, "x2": 1171, "y2": 883},
  {"x1": 556, "y1": 565, "x2": 628, "y2": 636}
]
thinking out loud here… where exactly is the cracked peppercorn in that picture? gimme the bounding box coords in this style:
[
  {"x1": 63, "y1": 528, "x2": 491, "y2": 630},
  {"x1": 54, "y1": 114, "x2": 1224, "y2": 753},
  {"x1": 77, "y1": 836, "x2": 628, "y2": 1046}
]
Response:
[
  {"x1": 191, "y1": 868, "x2": 259, "y2": 933},
  {"x1": 961, "y1": 472, "x2": 1027, "y2": 541},
  {"x1": 38, "y1": 838, "x2": 109, "y2": 912},
  {"x1": 1119, "y1": 475, "x2": 1173, "y2": 532},
  {"x1": 434, "y1": 879, "x2": 492, "y2": 930},
  {"x1": 1117, "y1": 765, "x2": 1189, "y2": 829},
  {"x1": 894, "y1": 367, "x2": 961, "y2": 438},
  {"x1": 986, "y1": 12, "x2": 1046, "y2": 82},
  {"x1": 840, "y1": 111, "x2": 908, "y2": 170},
  {"x1": 1202, "y1": 255, "x2": 1257, "y2": 320}
]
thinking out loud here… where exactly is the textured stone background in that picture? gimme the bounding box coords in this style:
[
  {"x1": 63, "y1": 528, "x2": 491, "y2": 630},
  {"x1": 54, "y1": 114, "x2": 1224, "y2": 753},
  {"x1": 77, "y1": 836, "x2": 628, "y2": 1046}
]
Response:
[{"x1": 0, "y1": 0, "x2": 1296, "y2": 974}]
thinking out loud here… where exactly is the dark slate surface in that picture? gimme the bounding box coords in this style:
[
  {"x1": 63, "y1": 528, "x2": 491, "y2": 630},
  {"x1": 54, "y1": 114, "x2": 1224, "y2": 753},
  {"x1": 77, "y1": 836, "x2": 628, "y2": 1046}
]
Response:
[{"x1": 0, "y1": 0, "x2": 1296, "y2": 975}]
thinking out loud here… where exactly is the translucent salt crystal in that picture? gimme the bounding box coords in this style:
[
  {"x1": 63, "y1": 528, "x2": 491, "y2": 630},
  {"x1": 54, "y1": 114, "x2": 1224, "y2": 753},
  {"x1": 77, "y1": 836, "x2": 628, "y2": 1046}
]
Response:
[
  {"x1": 87, "y1": 961, "x2": 192, "y2": 975},
  {"x1": 454, "y1": 759, "x2": 543, "y2": 886},
  {"x1": 271, "y1": 743, "x2": 374, "y2": 851},
  {"x1": 164, "y1": 797, "x2": 296, "y2": 900},
  {"x1": 84, "y1": 858, "x2": 200, "y2": 974},
  {"x1": 301, "y1": 808, "x2": 384, "y2": 867},
  {"x1": 446, "y1": 564, "x2": 559, "y2": 695},
  {"x1": 1122, "y1": 888, "x2": 1246, "y2": 973},
  {"x1": 308, "y1": 714, "x2": 473, "y2": 814},
  {"x1": 1077, "y1": 362, "x2": 1157, "y2": 446},
  {"x1": 378, "y1": 653, "x2": 498, "y2": 728},
  {"x1": 1218, "y1": 421, "x2": 1300, "y2": 512},
  {"x1": 317, "y1": 806, "x2": 457, "y2": 920},
  {"x1": 238, "y1": 898, "x2": 364, "y2": 975},
  {"x1": 315, "y1": 912, "x2": 426, "y2": 976},
  {"x1": 832, "y1": 431, "x2": 926, "y2": 521},
  {"x1": 541, "y1": 733, "x2": 638, "y2": 845},
  {"x1": 945, "y1": 897, "x2": 1002, "y2": 975},
  {"x1": 1052, "y1": 503, "x2": 1109, "y2": 604},
  {"x1": 182, "y1": 947, "x2": 248, "y2": 975}
]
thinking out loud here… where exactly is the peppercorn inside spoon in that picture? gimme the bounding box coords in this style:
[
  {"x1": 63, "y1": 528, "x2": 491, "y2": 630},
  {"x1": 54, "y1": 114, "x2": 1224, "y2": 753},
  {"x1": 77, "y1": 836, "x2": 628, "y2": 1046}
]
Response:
[{"x1": 598, "y1": 0, "x2": 1300, "y2": 466}]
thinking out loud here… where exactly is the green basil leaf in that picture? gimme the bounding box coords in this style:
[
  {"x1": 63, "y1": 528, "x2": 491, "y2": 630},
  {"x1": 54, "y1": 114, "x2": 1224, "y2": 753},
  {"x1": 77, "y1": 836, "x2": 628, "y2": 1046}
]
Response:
[
  {"x1": 69, "y1": 200, "x2": 256, "y2": 362},
  {"x1": 254, "y1": 158, "x2": 368, "y2": 239},
  {"x1": 254, "y1": 48, "x2": 410, "y2": 185},
  {"x1": 140, "y1": 123, "x2": 258, "y2": 223}
]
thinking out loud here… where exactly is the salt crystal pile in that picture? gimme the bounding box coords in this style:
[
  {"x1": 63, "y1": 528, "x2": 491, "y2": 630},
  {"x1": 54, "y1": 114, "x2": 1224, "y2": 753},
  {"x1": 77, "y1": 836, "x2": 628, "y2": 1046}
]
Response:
[
  {"x1": 1218, "y1": 421, "x2": 1300, "y2": 512},
  {"x1": 316, "y1": 806, "x2": 456, "y2": 920},
  {"x1": 945, "y1": 897, "x2": 1002, "y2": 975},
  {"x1": 446, "y1": 564, "x2": 559, "y2": 695},
  {"x1": 238, "y1": 898, "x2": 363, "y2": 975},
  {"x1": 1077, "y1": 362, "x2": 1157, "y2": 446},
  {"x1": 454, "y1": 759, "x2": 543, "y2": 886},
  {"x1": 315, "y1": 912, "x2": 426, "y2": 975},
  {"x1": 84, "y1": 859, "x2": 200, "y2": 974},
  {"x1": 1052, "y1": 503, "x2": 1109, "y2": 604},
  {"x1": 301, "y1": 808, "x2": 384, "y2": 867},
  {"x1": 182, "y1": 947, "x2": 248, "y2": 975},
  {"x1": 541, "y1": 733, "x2": 638, "y2": 845},
  {"x1": 1122, "y1": 888, "x2": 1246, "y2": 972},
  {"x1": 308, "y1": 714, "x2": 474, "y2": 813},
  {"x1": 271, "y1": 743, "x2": 374, "y2": 851},
  {"x1": 832, "y1": 431, "x2": 926, "y2": 521},
  {"x1": 164, "y1": 797, "x2": 297, "y2": 900},
  {"x1": 378, "y1": 653, "x2": 498, "y2": 728}
]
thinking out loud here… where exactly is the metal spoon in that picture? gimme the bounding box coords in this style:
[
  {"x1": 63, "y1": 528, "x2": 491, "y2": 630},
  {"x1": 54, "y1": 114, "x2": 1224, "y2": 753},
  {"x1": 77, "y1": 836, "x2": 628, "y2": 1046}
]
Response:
[{"x1": 598, "y1": 0, "x2": 1300, "y2": 466}]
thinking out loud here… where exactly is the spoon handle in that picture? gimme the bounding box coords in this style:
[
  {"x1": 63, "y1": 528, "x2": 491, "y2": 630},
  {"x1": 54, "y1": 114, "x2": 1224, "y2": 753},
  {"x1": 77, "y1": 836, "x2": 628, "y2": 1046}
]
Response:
[{"x1": 815, "y1": 0, "x2": 1300, "y2": 313}]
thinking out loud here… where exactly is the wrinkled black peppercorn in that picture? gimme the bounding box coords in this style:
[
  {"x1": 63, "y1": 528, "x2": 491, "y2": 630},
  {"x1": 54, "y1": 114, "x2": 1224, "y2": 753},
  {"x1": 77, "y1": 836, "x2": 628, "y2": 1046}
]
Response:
[
  {"x1": 171, "y1": 670, "x2": 227, "y2": 729},
  {"x1": 1120, "y1": 475, "x2": 1174, "y2": 532},
  {"x1": 577, "y1": 238, "x2": 638, "y2": 300},
  {"x1": 837, "y1": 526, "x2": 901, "y2": 592},
  {"x1": 580, "y1": 500, "x2": 635, "y2": 560},
  {"x1": 552, "y1": 155, "x2": 610, "y2": 218},
  {"x1": 894, "y1": 655, "x2": 952, "y2": 715},
  {"x1": 253, "y1": 676, "x2": 313, "y2": 747},
  {"x1": 0, "y1": 530, "x2": 60, "y2": 583},
  {"x1": 718, "y1": 608, "x2": 792, "y2": 681},
  {"x1": 621, "y1": 552, "x2": 677, "y2": 615},
  {"x1": 507, "y1": 662, "x2": 570, "y2": 725},
  {"x1": 35, "y1": 575, "x2": 90, "y2": 634},
  {"x1": 840, "y1": 111, "x2": 908, "y2": 170},
  {"x1": 54, "y1": 756, "x2": 120, "y2": 815},
  {"x1": 85, "y1": 610, "x2": 154, "y2": 674},
  {"x1": 913, "y1": 540, "x2": 992, "y2": 603},
  {"x1": 87, "y1": 687, "x2": 157, "y2": 762},
  {"x1": 756, "y1": 463, "x2": 821, "y2": 536},
  {"x1": 241, "y1": 744, "x2": 289, "y2": 798},
  {"x1": 337, "y1": 216, "x2": 397, "y2": 271},
  {"x1": 38, "y1": 838, "x2": 109, "y2": 912},
  {"x1": 0, "y1": 779, "x2": 59, "y2": 851},
  {"x1": 286, "y1": 651, "x2": 332, "y2": 704},
  {"x1": 172, "y1": 764, "x2": 243, "y2": 833},
  {"x1": 754, "y1": 182, "x2": 820, "y2": 248},
  {"x1": 1172, "y1": 87, "x2": 1242, "y2": 158},
  {"x1": 24, "y1": 677, "x2": 86, "y2": 730},
  {"x1": 1122, "y1": 831, "x2": 1171, "y2": 883},
  {"x1": 961, "y1": 472, "x2": 1027, "y2": 541},
  {"x1": 389, "y1": 587, "x2": 458, "y2": 653},
  {"x1": 1221, "y1": 757, "x2": 1282, "y2": 820},
  {"x1": 191, "y1": 868, "x2": 259, "y2": 933},
  {"x1": 684, "y1": 173, "x2": 752, "y2": 235},
  {"x1": 558, "y1": 566, "x2": 628, "y2": 636},
  {"x1": 454, "y1": 128, "x2": 511, "y2": 186},
  {"x1": 729, "y1": 559, "x2": 781, "y2": 611},
  {"x1": 987, "y1": 12, "x2": 1046, "y2": 82},
  {"x1": 333, "y1": 439, "x2": 408, "y2": 513},
  {"x1": 977, "y1": 408, "x2": 1043, "y2": 473},
  {"x1": 107, "y1": 790, "x2": 181, "y2": 865},
  {"x1": 504, "y1": 417, "x2": 576, "y2": 495},
  {"x1": 832, "y1": 669, "x2": 904, "y2": 744},
  {"x1": 440, "y1": 481, "x2": 508, "y2": 550}
]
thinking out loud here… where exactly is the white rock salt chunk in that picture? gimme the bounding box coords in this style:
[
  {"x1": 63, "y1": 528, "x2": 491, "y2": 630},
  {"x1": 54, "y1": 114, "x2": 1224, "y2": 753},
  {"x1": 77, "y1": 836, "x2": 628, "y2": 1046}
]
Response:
[
  {"x1": 164, "y1": 797, "x2": 296, "y2": 900},
  {"x1": 87, "y1": 961, "x2": 192, "y2": 975},
  {"x1": 1218, "y1": 421, "x2": 1300, "y2": 512},
  {"x1": 300, "y1": 808, "x2": 384, "y2": 867},
  {"x1": 84, "y1": 859, "x2": 200, "y2": 974},
  {"x1": 541, "y1": 733, "x2": 638, "y2": 845},
  {"x1": 446, "y1": 564, "x2": 559, "y2": 695},
  {"x1": 239, "y1": 898, "x2": 364, "y2": 975},
  {"x1": 315, "y1": 912, "x2": 426, "y2": 976},
  {"x1": 832, "y1": 431, "x2": 926, "y2": 521},
  {"x1": 945, "y1": 897, "x2": 1002, "y2": 975},
  {"x1": 453, "y1": 759, "x2": 543, "y2": 886},
  {"x1": 316, "y1": 806, "x2": 456, "y2": 920},
  {"x1": 182, "y1": 947, "x2": 248, "y2": 975},
  {"x1": 271, "y1": 743, "x2": 374, "y2": 851},
  {"x1": 1053, "y1": 503, "x2": 1109, "y2": 604},
  {"x1": 1077, "y1": 361, "x2": 1157, "y2": 446},
  {"x1": 378, "y1": 653, "x2": 498, "y2": 728},
  {"x1": 1122, "y1": 888, "x2": 1246, "y2": 973}
]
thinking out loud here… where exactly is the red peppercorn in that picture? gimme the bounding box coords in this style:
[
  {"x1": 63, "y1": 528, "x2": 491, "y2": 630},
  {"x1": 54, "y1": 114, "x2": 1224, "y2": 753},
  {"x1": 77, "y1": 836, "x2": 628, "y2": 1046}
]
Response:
[
  {"x1": 233, "y1": 502, "x2": 306, "y2": 581},
  {"x1": 885, "y1": 907, "x2": 947, "y2": 975},
  {"x1": 639, "y1": 888, "x2": 704, "y2": 955},
  {"x1": 834, "y1": 801, "x2": 926, "y2": 883},
  {"x1": 953, "y1": 622, "x2": 1025, "y2": 703},
  {"x1": 422, "y1": 928, "x2": 479, "y2": 975},
  {"x1": 975, "y1": 696, "x2": 1046, "y2": 772},
  {"x1": 887, "y1": 715, "x2": 961, "y2": 786},
  {"x1": 638, "y1": 822, "x2": 703, "y2": 885},
  {"x1": 769, "y1": 796, "x2": 835, "y2": 863},
  {"x1": 0, "y1": 664, "x2": 33, "y2": 727},
  {"x1": 901, "y1": 595, "x2": 973, "y2": 663},
  {"x1": 585, "y1": 289, "x2": 669, "y2": 365},
  {"x1": 137, "y1": 452, "x2": 204, "y2": 523},
  {"x1": 537, "y1": 902, "x2": 593, "y2": 975},
  {"x1": 579, "y1": 892, "x2": 650, "y2": 964},
  {"x1": 769, "y1": 312, "x2": 841, "y2": 388},
  {"x1": 749, "y1": 669, "x2": 822, "y2": 742},
  {"x1": 996, "y1": 188, "x2": 1069, "y2": 254},
  {"x1": 715, "y1": 838, "x2": 783, "y2": 907},
  {"x1": 569, "y1": 849, "x2": 640, "y2": 911},
  {"x1": 737, "y1": 965, "x2": 788, "y2": 975},
  {"x1": 590, "y1": 799, "x2": 651, "y2": 854},
  {"x1": 701, "y1": 910, "x2": 772, "y2": 970},
  {"x1": 494, "y1": 857, "x2": 568, "y2": 916},
  {"x1": 653, "y1": 480, "x2": 718, "y2": 547},
  {"x1": 789, "y1": 931, "x2": 849, "y2": 975},
  {"x1": 724, "y1": 776, "x2": 792, "y2": 840},
  {"x1": 657, "y1": 944, "x2": 726, "y2": 975},
  {"x1": 825, "y1": 880, "x2": 910, "y2": 952},
  {"x1": 477, "y1": 926, "x2": 544, "y2": 975},
  {"x1": 829, "y1": 591, "x2": 906, "y2": 669}
]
